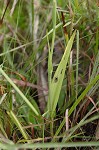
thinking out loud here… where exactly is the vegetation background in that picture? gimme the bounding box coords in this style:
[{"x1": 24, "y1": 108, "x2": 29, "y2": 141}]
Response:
[{"x1": 0, "y1": 0, "x2": 99, "y2": 149}]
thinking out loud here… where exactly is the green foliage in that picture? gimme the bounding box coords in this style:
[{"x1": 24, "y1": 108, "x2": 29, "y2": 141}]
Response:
[
  {"x1": 0, "y1": 0, "x2": 99, "y2": 149},
  {"x1": 48, "y1": 31, "x2": 76, "y2": 118}
]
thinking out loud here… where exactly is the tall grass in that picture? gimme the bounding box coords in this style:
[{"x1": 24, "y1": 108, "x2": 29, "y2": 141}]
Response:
[{"x1": 0, "y1": 0, "x2": 99, "y2": 149}]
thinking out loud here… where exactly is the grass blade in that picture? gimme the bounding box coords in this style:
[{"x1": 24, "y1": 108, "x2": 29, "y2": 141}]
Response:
[
  {"x1": 0, "y1": 67, "x2": 39, "y2": 116},
  {"x1": 48, "y1": 0, "x2": 57, "y2": 115},
  {"x1": 54, "y1": 74, "x2": 99, "y2": 136},
  {"x1": 7, "y1": 111, "x2": 29, "y2": 141},
  {"x1": 49, "y1": 31, "x2": 76, "y2": 118},
  {"x1": 0, "y1": 142, "x2": 99, "y2": 149}
]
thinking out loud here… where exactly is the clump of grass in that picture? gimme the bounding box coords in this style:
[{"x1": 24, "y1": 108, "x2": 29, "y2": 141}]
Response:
[{"x1": 0, "y1": 0, "x2": 99, "y2": 149}]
